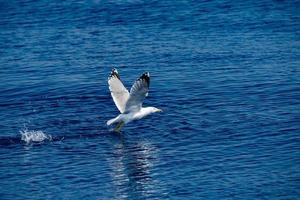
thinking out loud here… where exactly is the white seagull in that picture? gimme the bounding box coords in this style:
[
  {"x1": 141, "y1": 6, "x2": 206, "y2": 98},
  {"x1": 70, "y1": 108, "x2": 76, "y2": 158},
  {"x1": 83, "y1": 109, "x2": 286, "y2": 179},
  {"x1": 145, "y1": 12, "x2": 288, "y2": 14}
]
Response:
[{"x1": 107, "y1": 68, "x2": 162, "y2": 132}]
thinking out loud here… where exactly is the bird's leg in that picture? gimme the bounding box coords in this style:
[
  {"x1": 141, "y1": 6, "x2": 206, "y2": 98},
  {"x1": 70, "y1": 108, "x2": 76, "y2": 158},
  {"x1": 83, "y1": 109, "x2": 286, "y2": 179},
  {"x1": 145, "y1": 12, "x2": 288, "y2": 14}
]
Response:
[{"x1": 114, "y1": 121, "x2": 125, "y2": 132}]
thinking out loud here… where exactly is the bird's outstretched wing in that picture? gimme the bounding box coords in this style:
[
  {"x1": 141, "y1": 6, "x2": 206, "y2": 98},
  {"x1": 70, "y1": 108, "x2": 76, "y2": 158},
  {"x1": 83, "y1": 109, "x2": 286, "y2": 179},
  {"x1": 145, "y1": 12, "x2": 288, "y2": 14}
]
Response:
[
  {"x1": 108, "y1": 69, "x2": 130, "y2": 113},
  {"x1": 125, "y1": 72, "x2": 150, "y2": 112}
]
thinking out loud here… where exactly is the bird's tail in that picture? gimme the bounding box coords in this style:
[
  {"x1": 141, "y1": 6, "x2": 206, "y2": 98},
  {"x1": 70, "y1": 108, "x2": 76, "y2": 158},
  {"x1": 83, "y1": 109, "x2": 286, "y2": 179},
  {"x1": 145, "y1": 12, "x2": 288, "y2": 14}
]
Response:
[{"x1": 106, "y1": 116, "x2": 120, "y2": 126}]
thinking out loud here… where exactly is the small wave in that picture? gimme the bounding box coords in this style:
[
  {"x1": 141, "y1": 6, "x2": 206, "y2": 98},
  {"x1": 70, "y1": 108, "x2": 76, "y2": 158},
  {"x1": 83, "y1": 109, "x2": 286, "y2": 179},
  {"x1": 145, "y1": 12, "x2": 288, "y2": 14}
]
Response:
[{"x1": 20, "y1": 129, "x2": 52, "y2": 144}]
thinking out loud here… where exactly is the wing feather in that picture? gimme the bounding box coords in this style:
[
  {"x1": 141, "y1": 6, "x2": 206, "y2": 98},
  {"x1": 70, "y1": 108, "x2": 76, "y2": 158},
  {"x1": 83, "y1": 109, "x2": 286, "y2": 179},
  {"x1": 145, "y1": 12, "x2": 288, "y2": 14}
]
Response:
[
  {"x1": 108, "y1": 69, "x2": 129, "y2": 113},
  {"x1": 125, "y1": 72, "x2": 150, "y2": 112}
]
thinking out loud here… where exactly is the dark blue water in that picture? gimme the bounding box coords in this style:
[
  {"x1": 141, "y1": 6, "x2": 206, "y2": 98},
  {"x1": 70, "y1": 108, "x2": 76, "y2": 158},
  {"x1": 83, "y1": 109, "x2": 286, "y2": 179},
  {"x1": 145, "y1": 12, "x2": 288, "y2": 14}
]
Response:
[{"x1": 1, "y1": 0, "x2": 300, "y2": 199}]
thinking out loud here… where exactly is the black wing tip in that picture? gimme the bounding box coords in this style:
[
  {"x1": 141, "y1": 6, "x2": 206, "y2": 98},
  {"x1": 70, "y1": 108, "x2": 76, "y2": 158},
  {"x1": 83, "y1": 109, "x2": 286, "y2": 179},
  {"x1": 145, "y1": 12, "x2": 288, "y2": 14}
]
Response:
[
  {"x1": 140, "y1": 72, "x2": 150, "y2": 86},
  {"x1": 109, "y1": 68, "x2": 120, "y2": 79}
]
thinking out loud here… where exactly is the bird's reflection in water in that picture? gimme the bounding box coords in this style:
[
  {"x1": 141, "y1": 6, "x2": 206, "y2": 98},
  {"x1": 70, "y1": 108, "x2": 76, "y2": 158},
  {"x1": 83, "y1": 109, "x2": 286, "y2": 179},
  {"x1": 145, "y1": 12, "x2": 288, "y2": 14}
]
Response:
[{"x1": 107, "y1": 133, "x2": 163, "y2": 199}]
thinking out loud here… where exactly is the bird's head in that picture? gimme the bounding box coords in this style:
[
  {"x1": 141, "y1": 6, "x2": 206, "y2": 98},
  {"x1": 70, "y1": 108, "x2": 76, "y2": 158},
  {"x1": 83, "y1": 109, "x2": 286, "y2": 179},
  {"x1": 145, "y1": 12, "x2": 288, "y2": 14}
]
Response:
[{"x1": 152, "y1": 107, "x2": 163, "y2": 113}]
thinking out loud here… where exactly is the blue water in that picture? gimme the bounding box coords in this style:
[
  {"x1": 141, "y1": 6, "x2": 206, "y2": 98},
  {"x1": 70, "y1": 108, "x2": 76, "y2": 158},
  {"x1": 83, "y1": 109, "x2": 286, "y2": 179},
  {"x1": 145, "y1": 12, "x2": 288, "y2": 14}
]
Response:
[{"x1": 1, "y1": 0, "x2": 300, "y2": 199}]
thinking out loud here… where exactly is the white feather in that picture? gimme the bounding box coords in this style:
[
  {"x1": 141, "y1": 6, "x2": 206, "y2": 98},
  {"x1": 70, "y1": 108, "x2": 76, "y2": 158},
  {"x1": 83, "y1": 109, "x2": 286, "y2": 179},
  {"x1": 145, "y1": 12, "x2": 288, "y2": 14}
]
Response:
[{"x1": 107, "y1": 69, "x2": 161, "y2": 128}]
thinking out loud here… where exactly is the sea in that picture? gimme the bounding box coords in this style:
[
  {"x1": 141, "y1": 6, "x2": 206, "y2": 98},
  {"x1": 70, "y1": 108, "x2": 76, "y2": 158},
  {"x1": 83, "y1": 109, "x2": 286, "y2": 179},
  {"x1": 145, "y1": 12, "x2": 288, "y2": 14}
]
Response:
[{"x1": 0, "y1": 0, "x2": 299, "y2": 199}]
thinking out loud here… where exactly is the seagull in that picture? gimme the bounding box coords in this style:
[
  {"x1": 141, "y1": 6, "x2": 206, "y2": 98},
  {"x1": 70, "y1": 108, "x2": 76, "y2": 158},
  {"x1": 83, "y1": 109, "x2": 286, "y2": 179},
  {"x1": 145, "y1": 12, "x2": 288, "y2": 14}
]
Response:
[{"x1": 107, "y1": 68, "x2": 162, "y2": 132}]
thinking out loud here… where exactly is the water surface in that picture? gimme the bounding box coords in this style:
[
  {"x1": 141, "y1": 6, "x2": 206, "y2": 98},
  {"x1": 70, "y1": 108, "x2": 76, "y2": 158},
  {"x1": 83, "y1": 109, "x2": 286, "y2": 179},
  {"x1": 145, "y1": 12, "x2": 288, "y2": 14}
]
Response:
[{"x1": 0, "y1": 0, "x2": 299, "y2": 199}]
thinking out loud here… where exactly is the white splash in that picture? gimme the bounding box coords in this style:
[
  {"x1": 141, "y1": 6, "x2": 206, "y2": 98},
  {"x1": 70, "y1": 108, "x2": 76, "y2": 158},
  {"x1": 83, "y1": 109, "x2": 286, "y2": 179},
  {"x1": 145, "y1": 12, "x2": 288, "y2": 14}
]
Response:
[{"x1": 20, "y1": 129, "x2": 52, "y2": 144}]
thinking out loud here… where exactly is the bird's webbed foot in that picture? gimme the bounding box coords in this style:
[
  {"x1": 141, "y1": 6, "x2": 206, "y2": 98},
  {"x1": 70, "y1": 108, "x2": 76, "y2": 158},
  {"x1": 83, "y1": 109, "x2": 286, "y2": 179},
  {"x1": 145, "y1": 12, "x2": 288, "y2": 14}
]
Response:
[{"x1": 114, "y1": 121, "x2": 125, "y2": 133}]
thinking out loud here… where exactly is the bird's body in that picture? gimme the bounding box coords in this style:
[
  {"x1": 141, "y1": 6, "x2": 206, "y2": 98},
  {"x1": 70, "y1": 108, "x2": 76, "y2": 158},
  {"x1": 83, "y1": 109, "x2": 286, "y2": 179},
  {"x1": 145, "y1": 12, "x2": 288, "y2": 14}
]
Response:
[
  {"x1": 107, "y1": 69, "x2": 162, "y2": 132},
  {"x1": 107, "y1": 107, "x2": 159, "y2": 125}
]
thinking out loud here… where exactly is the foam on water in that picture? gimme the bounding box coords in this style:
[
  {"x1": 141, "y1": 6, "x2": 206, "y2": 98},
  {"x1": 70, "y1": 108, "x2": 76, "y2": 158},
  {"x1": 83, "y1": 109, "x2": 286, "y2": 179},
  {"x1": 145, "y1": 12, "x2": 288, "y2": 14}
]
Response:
[{"x1": 20, "y1": 129, "x2": 52, "y2": 144}]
